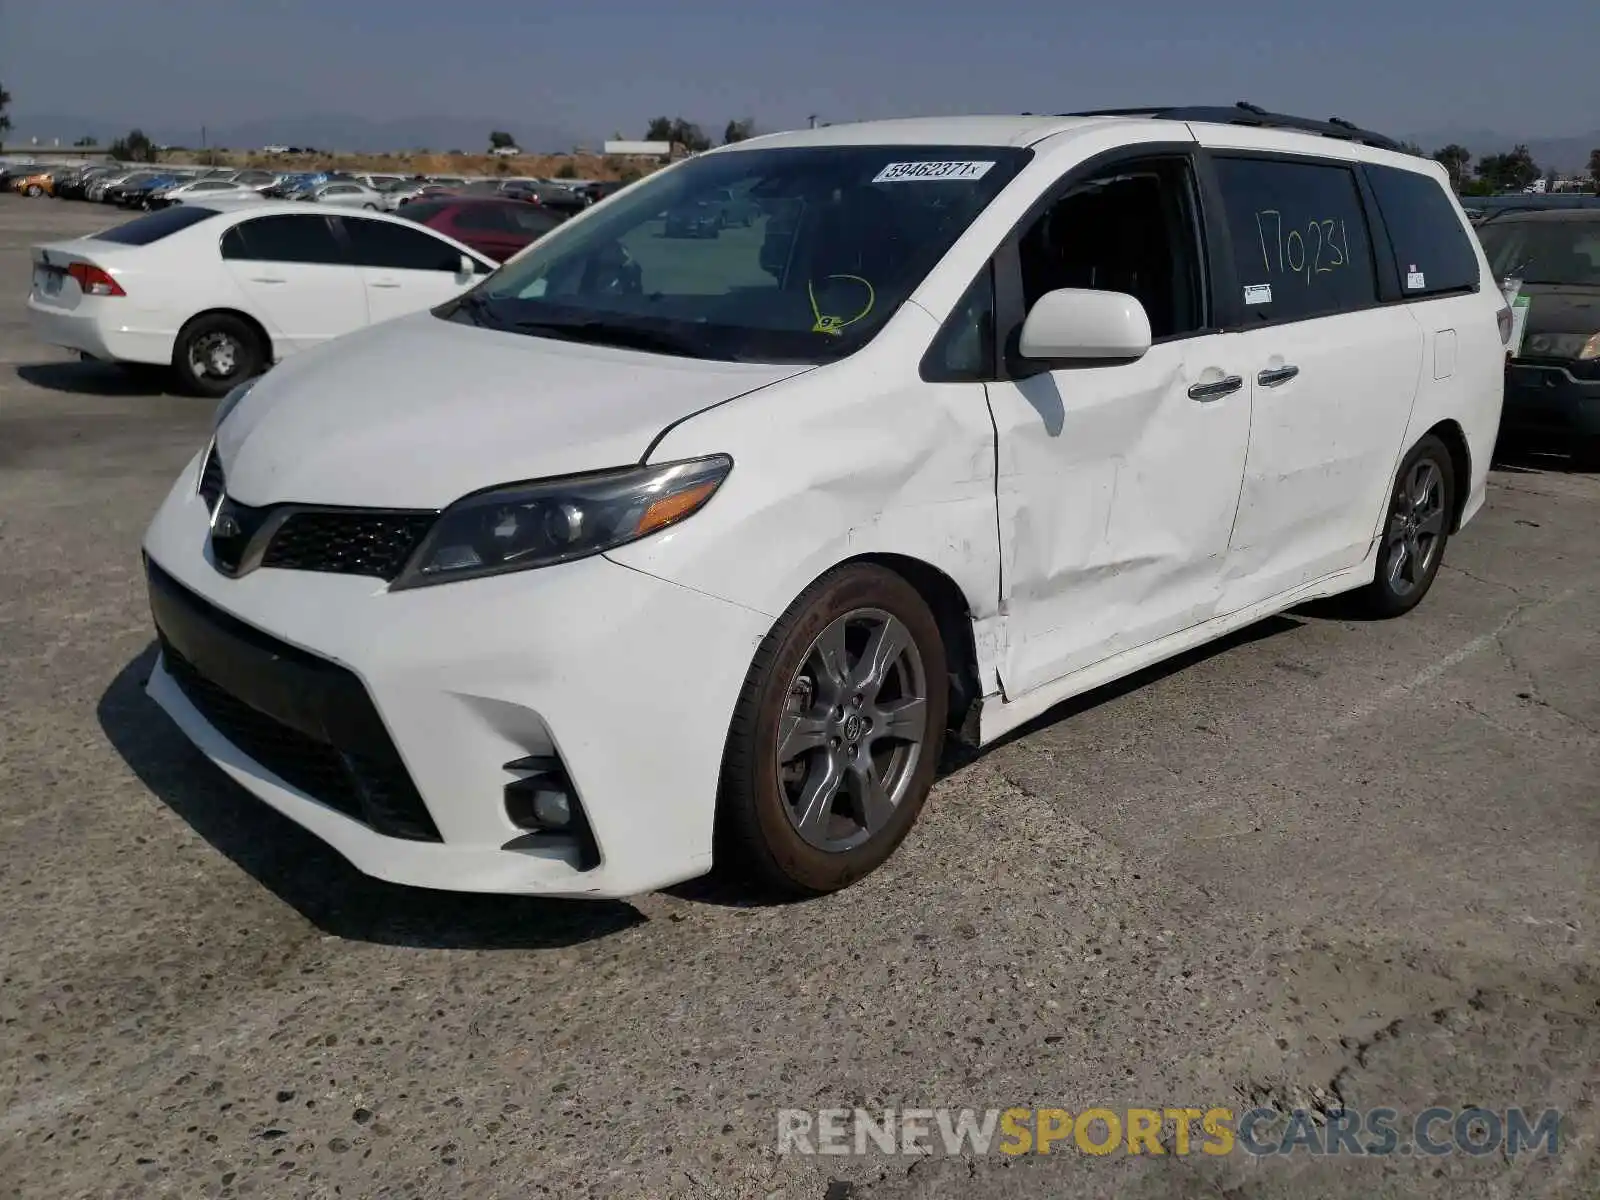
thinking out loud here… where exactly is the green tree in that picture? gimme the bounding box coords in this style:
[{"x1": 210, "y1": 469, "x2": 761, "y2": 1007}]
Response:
[
  {"x1": 108, "y1": 128, "x2": 158, "y2": 163},
  {"x1": 488, "y1": 130, "x2": 515, "y2": 150},
  {"x1": 74, "y1": 134, "x2": 98, "y2": 147},
  {"x1": 0, "y1": 80, "x2": 11, "y2": 140},
  {"x1": 1476, "y1": 145, "x2": 1539, "y2": 192},
  {"x1": 723, "y1": 118, "x2": 755, "y2": 145},
  {"x1": 1433, "y1": 144, "x2": 1471, "y2": 189},
  {"x1": 1396, "y1": 140, "x2": 1425, "y2": 157},
  {"x1": 643, "y1": 117, "x2": 711, "y2": 153},
  {"x1": 1588, "y1": 148, "x2": 1600, "y2": 192}
]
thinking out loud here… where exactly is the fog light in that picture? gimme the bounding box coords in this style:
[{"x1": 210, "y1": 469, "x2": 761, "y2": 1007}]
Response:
[
  {"x1": 502, "y1": 754, "x2": 600, "y2": 870},
  {"x1": 529, "y1": 784, "x2": 572, "y2": 830}
]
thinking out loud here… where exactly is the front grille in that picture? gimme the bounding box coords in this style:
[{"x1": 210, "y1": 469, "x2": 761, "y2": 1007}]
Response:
[
  {"x1": 261, "y1": 510, "x2": 436, "y2": 580},
  {"x1": 197, "y1": 444, "x2": 225, "y2": 512}
]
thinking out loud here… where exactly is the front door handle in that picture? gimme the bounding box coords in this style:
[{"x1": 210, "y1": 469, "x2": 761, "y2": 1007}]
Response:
[
  {"x1": 1257, "y1": 365, "x2": 1301, "y2": 387},
  {"x1": 369, "y1": 280, "x2": 402, "y2": 289},
  {"x1": 1187, "y1": 375, "x2": 1244, "y2": 401},
  {"x1": 250, "y1": 276, "x2": 286, "y2": 284}
]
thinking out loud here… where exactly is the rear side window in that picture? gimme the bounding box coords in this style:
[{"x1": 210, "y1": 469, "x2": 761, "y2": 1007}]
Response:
[
  {"x1": 1366, "y1": 165, "x2": 1480, "y2": 297},
  {"x1": 95, "y1": 206, "x2": 219, "y2": 246},
  {"x1": 220, "y1": 215, "x2": 346, "y2": 264},
  {"x1": 509, "y1": 207, "x2": 562, "y2": 235},
  {"x1": 1212, "y1": 157, "x2": 1378, "y2": 323},
  {"x1": 454, "y1": 205, "x2": 514, "y2": 231},
  {"x1": 341, "y1": 217, "x2": 464, "y2": 271}
]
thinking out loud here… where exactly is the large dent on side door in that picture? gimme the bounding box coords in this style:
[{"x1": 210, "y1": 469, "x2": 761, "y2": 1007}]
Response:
[{"x1": 992, "y1": 348, "x2": 1247, "y2": 699}]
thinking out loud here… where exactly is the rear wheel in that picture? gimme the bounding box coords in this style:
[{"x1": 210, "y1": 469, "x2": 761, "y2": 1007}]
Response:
[
  {"x1": 719, "y1": 564, "x2": 948, "y2": 896},
  {"x1": 173, "y1": 313, "x2": 264, "y2": 399},
  {"x1": 1356, "y1": 434, "x2": 1455, "y2": 618},
  {"x1": 25, "y1": 184, "x2": 42, "y2": 197}
]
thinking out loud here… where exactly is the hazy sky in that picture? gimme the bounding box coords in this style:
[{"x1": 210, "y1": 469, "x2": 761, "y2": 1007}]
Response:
[{"x1": 3, "y1": 0, "x2": 1597, "y2": 140}]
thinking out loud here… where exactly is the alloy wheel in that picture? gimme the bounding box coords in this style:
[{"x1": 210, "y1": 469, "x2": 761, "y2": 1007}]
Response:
[
  {"x1": 188, "y1": 331, "x2": 241, "y2": 381},
  {"x1": 1384, "y1": 458, "x2": 1446, "y2": 596},
  {"x1": 776, "y1": 608, "x2": 929, "y2": 852}
]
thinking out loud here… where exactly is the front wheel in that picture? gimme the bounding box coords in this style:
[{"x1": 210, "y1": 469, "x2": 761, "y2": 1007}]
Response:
[
  {"x1": 25, "y1": 184, "x2": 42, "y2": 197},
  {"x1": 719, "y1": 564, "x2": 948, "y2": 896},
  {"x1": 173, "y1": 313, "x2": 264, "y2": 399},
  {"x1": 1356, "y1": 434, "x2": 1456, "y2": 618}
]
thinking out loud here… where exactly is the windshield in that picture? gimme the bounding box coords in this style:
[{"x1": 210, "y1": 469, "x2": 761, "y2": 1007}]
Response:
[
  {"x1": 447, "y1": 144, "x2": 1030, "y2": 363},
  {"x1": 1478, "y1": 218, "x2": 1600, "y2": 286}
]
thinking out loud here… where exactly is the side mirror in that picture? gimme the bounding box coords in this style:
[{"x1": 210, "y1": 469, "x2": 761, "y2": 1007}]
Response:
[{"x1": 1017, "y1": 288, "x2": 1152, "y2": 366}]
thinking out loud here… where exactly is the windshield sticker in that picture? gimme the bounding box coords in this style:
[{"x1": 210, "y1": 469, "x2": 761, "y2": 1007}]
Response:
[
  {"x1": 808, "y1": 274, "x2": 876, "y2": 336},
  {"x1": 1244, "y1": 283, "x2": 1273, "y2": 305},
  {"x1": 871, "y1": 160, "x2": 995, "y2": 184},
  {"x1": 1406, "y1": 266, "x2": 1426, "y2": 289}
]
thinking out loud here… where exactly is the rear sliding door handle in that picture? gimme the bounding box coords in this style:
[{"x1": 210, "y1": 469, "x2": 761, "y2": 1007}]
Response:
[
  {"x1": 1187, "y1": 375, "x2": 1244, "y2": 401},
  {"x1": 1257, "y1": 365, "x2": 1301, "y2": 387}
]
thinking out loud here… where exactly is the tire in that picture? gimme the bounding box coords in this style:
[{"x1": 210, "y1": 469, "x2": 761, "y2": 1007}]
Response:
[
  {"x1": 172, "y1": 313, "x2": 265, "y2": 399},
  {"x1": 1355, "y1": 433, "x2": 1456, "y2": 618},
  {"x1": 26, "y1": 184, "x2": 42, "y2": 197},
  {"x1": 719, "y1": 563, "x2": 949, "y2": 896},
  {"x1": 362, "y1": 202, "x2": 377, "y2": 210},
  {"x1": 1572, "y1": 437, "x2": 1600, "y2": 473}
]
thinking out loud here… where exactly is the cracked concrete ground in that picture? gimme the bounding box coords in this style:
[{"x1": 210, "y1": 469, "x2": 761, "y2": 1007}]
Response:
[{"x1": 1, "y1": 195, "x2": 1597, "y2": 1199}]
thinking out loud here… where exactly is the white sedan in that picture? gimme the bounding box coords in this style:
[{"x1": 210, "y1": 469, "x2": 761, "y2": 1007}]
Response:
[
  {"x1": 27, "y1": 200, "x2": 494, "y2": 396},
  {"x1": 305, "y1": 181, "x2": 387, "y2": 210}
]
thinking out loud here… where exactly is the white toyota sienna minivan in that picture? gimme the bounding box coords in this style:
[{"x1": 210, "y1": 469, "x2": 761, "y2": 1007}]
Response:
[{"x1": 142, "y1": 106, "x2": 1508, "y2": 898}]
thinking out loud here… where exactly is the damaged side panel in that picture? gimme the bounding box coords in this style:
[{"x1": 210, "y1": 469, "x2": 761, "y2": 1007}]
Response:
[
  {"x1": 986, "y1": 339, "x2": 1253, "y2": 700},
  {"x1": 607, "y1": 310, "x2": 1008, "y2": 697}
]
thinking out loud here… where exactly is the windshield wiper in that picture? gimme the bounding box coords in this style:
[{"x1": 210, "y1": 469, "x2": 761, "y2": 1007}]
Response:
[
  {"x1": 509, "y1": 318, "x2": 715, "y2": 359},
  {"x1": 449, "y1": 290, "x2": 501, "y2": 328}
]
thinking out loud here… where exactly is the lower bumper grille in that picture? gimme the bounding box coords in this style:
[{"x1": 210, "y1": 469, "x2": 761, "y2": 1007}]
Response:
[{"x1": 148, "y1": 561, "x2": 441, "y2": 842}]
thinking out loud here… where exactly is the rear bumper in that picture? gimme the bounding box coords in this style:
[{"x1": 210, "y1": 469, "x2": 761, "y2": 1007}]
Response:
[
  {"x1": 26, "y1": 294, "x2": 177, "y2": 366},
  {"x1": 1500, "y1": 362, "x2": 1600, "y2": 440}
]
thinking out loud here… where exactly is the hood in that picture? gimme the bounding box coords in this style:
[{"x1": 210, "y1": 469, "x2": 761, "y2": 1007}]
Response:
[{"x1": 215, "y1": 312, "x2": 809, "y2": 509}]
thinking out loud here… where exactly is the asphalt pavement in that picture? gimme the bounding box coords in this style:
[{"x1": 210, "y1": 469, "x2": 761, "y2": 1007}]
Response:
[{"x1": 1, "y1": 195, "x2": 1596, "y2": 1199}]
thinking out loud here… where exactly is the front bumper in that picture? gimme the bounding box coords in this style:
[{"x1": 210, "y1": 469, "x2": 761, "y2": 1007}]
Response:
[
  {"x1": 141, "y1": 459, "x2": 772, "y2": 897},
  {"x1": 1500, "y1": 361, "x2": 1600, "y2": 441}
]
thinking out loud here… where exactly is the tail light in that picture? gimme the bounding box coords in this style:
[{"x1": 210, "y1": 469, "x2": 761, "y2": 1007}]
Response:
[{"x1": 67, "y1": 262, "x2": 124, "y2": 297}]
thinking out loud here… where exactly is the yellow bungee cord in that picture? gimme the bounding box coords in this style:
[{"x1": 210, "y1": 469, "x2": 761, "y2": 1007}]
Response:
[{"x1": 807, "y1": 274, "x2": 876, "y2": 336}]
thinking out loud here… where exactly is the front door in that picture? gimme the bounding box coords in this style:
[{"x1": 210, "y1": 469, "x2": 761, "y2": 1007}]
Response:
[
  {"x1": 1203, "y1": 153, "x2": 1425, "y2": 610},
  {"x1": 987, "y1": 154, "x2": 1254, "y2": 698},
  {"x1": 337, "y1": 215, "x2": 483, "y2": 324}
]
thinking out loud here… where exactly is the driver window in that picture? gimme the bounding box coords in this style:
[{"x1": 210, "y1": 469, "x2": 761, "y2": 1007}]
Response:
[{"x1": 1017, "y1": 158, "x2": 1206, "y2": 340}]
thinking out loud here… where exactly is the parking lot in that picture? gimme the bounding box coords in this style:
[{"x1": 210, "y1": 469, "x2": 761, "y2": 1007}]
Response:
[{"x1": 1, "y1": 192, "x2": 1596, "y2": 1198}]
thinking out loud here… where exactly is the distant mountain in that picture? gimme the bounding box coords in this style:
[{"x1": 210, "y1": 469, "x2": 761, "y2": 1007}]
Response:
[
  {"x1": 4, "y1": 112, "x2": 582, "y2": 154},
  {"x1": 1404, "y1": 128, "x2": 1599, "y2": 174}
]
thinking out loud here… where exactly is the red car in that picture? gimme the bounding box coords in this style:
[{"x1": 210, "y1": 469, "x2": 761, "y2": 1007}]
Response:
[{"x1": 398, "y1": 197, "x2": 566, "y2": 263}]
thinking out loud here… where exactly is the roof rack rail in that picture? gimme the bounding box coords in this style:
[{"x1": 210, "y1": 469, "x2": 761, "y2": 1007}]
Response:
[{"x1": 1063, "y1": 102, "x2": 1402, "y2": 152}]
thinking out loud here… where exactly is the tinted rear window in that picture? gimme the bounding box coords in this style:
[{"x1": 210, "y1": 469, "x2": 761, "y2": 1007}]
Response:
[
  {"x1": 399, "y1": 200, "x2": 452, "y2": 223},
  {"x1": 1366, "y1": 165, "x2": 1480, "y2": 297},
  {"x1": 220, "y1": 214, "x2": 346, "y2": 264},
  {"x1": 95, "y1": 206, "x2": 219, "y2": 246},
  {"x1": 1212, "y1": 156, "x2": 1379, "y2": 323}
]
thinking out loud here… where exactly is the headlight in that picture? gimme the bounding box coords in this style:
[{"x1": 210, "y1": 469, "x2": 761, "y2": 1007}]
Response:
[
  {"x1": 391, "y1": 455, "x2": 732, "y2": 590},
  {"x1": 214, "y1": 377, "x2": 257, "y2": 430},
  {"x1": 1580, "y1": 332, "x2": 1600, "y2": 361}
]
